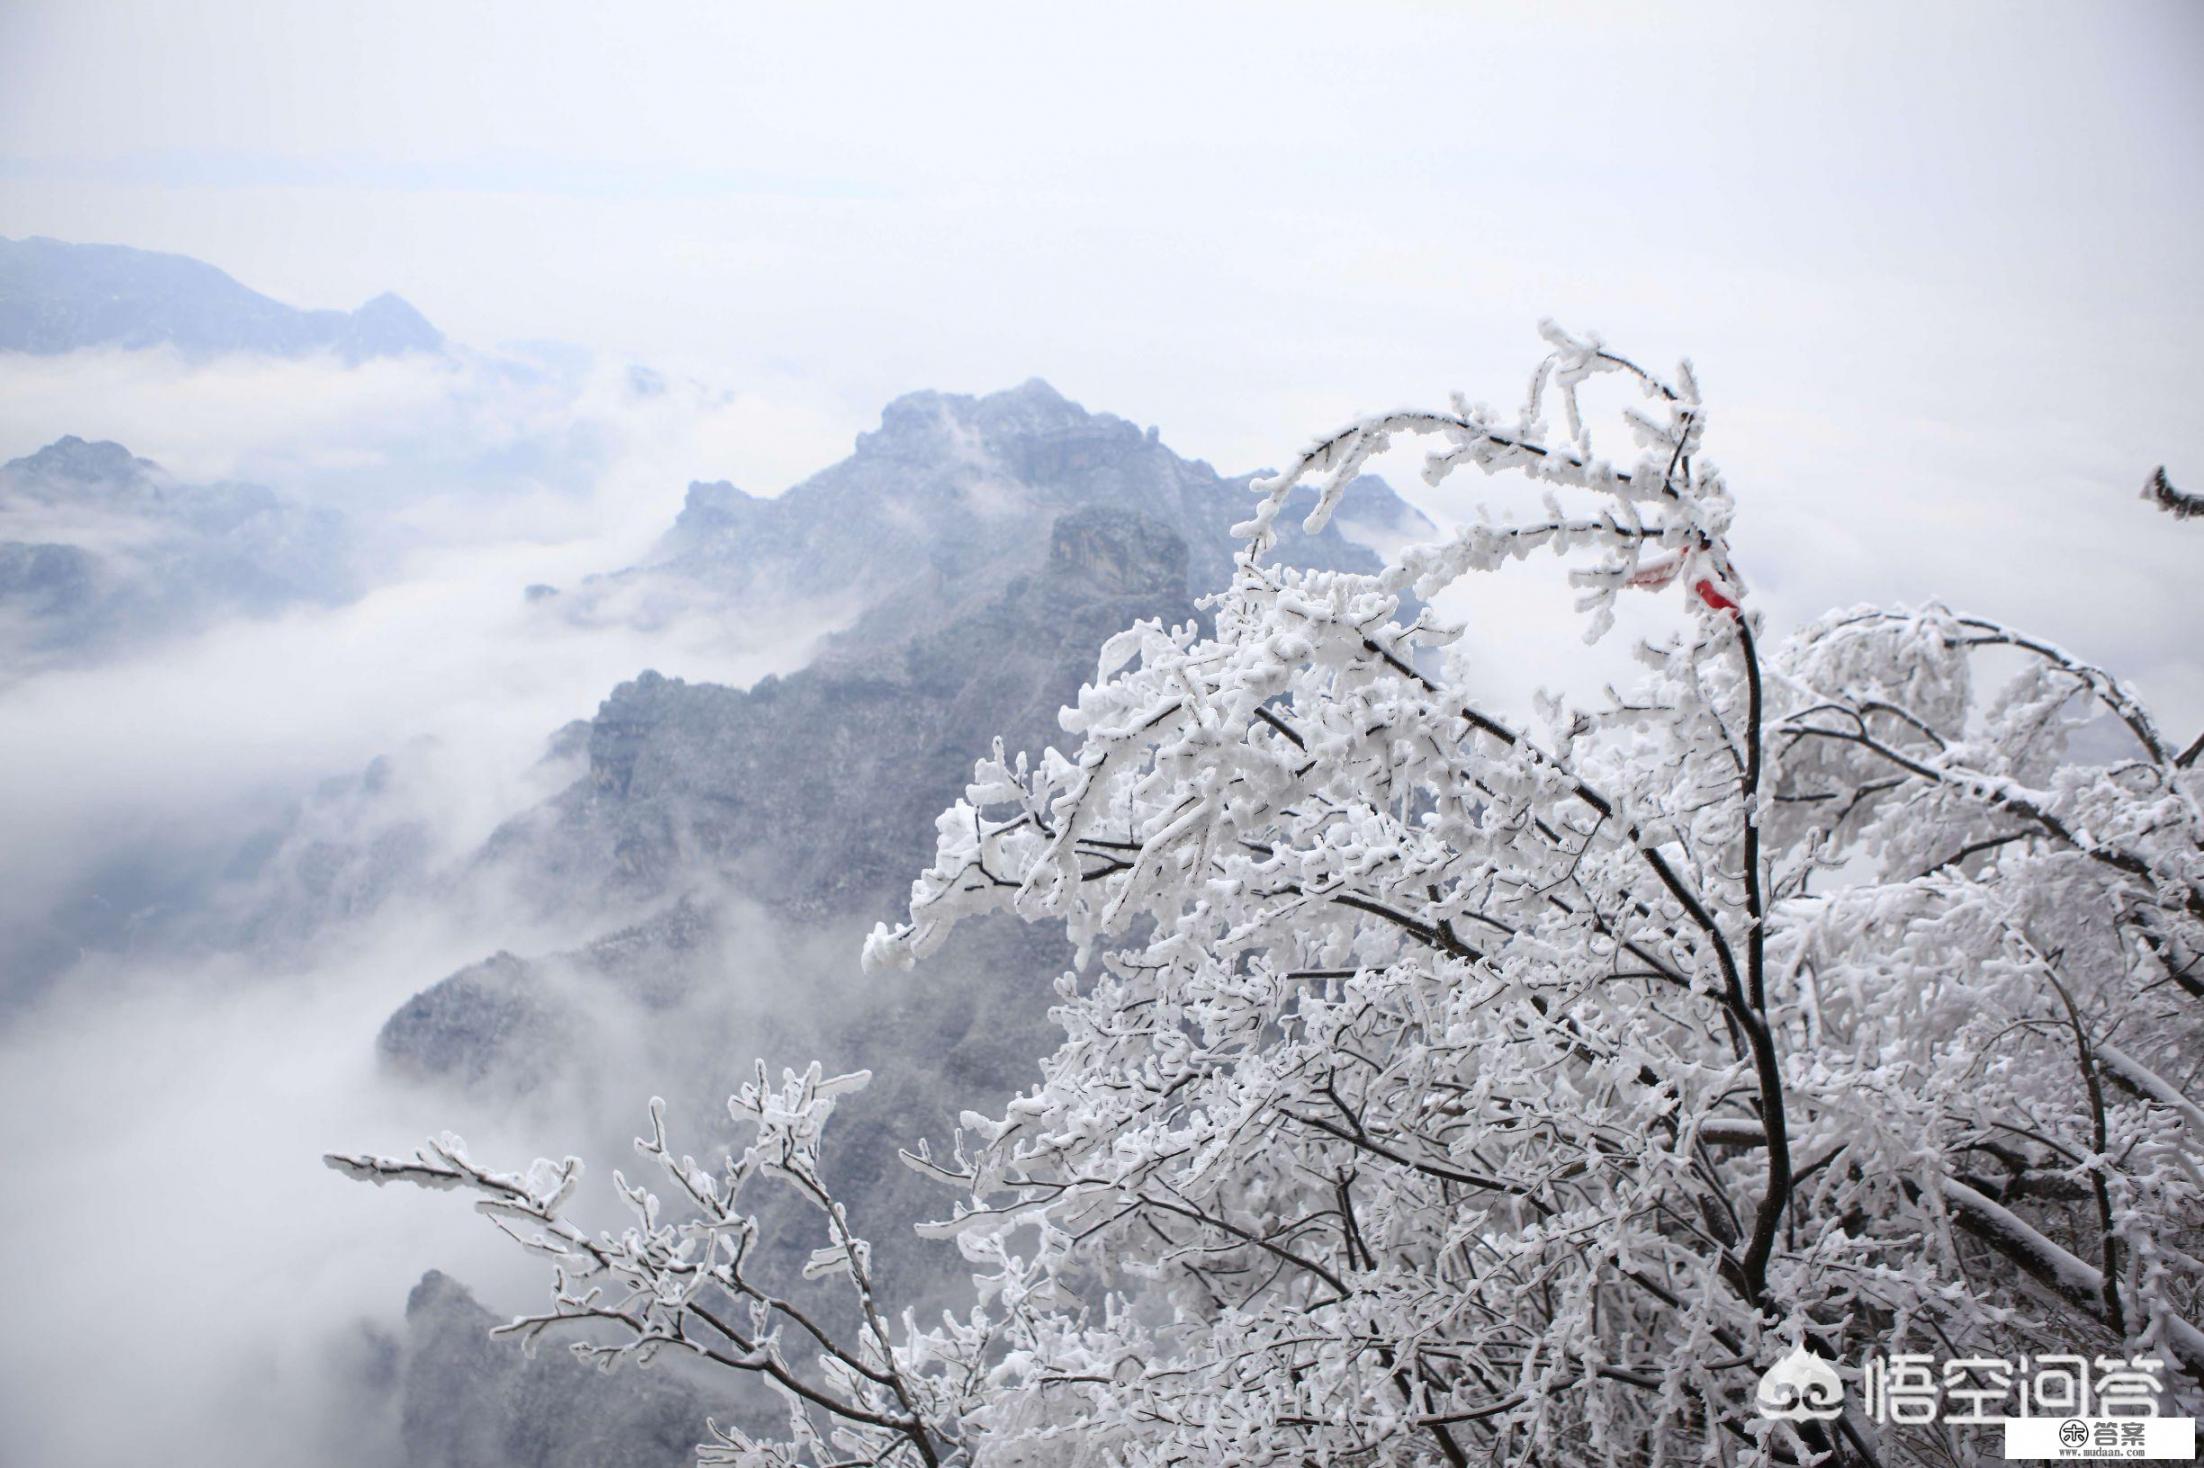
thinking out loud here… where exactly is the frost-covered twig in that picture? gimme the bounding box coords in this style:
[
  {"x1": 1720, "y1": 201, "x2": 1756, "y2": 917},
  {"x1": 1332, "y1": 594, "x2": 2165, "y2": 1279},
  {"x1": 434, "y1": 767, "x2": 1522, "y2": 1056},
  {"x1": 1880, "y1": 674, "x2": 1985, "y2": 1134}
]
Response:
[{"x1": 331, "y1": 1066, "x2": 967, "y2": 1467}]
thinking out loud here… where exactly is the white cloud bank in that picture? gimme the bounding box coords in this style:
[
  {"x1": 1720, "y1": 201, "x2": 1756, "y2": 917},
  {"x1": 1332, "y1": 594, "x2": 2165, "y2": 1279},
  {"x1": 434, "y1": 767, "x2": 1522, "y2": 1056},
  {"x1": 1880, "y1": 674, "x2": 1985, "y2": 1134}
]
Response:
[{"x1": 0, "y1": 348, "x2": 848, "y2": 1468}]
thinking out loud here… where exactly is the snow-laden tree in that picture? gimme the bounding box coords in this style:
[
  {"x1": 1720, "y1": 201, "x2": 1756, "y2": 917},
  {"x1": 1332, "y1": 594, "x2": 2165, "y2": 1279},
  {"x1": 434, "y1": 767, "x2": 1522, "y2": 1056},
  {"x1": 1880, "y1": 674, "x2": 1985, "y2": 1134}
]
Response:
[{"x1": 335, "y1": 325, "x2": 2204, "y2": 1466}]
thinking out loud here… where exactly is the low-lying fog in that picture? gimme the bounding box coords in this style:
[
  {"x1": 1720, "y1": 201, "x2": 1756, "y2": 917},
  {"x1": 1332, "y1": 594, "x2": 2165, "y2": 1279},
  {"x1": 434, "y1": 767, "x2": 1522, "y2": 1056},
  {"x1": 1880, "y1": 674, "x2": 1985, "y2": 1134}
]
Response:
[{"x1": 0, "y1": 347, "x2": 846, "y2": 1467}]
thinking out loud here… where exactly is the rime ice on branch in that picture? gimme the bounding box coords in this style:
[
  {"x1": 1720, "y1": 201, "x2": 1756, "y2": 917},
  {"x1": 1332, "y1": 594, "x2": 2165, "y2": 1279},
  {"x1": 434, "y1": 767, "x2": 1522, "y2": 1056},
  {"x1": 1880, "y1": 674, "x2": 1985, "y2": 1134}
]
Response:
[{"x1": 341, "y1": 325, "x2": 2204, "y2": 1467}]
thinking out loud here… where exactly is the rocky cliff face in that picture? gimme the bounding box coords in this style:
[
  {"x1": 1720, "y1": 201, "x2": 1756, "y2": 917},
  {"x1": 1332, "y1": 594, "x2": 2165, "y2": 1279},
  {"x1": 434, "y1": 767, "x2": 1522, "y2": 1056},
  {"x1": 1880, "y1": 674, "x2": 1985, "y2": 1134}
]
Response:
[
  {"x1": 0, "y1": 235, "x2": 444, "y2": 361},
  {"x1": 396, "y1": 1271, "x2": 714, "y2": 1468},
  {"x1": 486, "y1": 505, "x2": 1203, "y2": 923},
  {"x1": 0, "y1": 435, "x2": 355, "y2": 670},
  {"x1": 379, "y1": 897, "x2": 718, "y2": 1088}
]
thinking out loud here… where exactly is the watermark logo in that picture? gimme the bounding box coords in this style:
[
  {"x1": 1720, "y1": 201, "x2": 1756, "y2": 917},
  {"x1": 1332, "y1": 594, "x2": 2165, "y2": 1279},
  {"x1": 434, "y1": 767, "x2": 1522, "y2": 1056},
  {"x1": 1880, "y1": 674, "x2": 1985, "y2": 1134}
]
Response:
[
  {"x1": 1747, "y1": 1348, "x2": 2195, "y2": 1458},
  {"x1": 2006, "y1": 1415, "x2": 2191, "y2": 1459},
  {"x1": 1755, "y1": 1344, "x2": 1844, "y2": 1421}
]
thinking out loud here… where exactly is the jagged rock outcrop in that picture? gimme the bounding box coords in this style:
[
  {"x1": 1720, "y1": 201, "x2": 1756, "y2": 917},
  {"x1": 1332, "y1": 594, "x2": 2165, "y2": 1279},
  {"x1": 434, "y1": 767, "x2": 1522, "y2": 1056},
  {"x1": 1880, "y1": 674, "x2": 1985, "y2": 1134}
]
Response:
[
  {"x1": 379, "y1": 898, "x2": 717, "y2": 1087},
  {"x1": 0, "y1": 235, "x2": 443, "y2": 360},
  {"x1": 380, "y1": 952, "x2": 557, "y2": 1088},
  {"x1": 397, "y1": 1271, "x2": 713, "y2": 1468},
  {"x1": 575, "y1": 376, "x2": 1421, "y2": 642}
]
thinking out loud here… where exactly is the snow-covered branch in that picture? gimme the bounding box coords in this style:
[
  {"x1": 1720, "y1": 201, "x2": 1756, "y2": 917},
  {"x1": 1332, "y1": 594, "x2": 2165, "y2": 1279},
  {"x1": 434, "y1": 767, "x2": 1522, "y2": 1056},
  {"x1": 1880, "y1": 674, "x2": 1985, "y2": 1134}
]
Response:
[
  {"x1": 863, "y1": 324, "x2": 2204, "y2": 1462},
  {"x1": 331, "y1": 1066, "x2": 975, "y2": 1467}
]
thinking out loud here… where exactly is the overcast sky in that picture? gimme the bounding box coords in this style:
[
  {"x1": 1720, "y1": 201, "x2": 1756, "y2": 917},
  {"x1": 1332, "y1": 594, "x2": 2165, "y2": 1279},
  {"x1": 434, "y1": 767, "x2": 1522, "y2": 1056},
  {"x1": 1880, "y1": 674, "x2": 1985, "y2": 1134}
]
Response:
[{"x1": 2, "y1": 0, "x2": 2200, "y2": 717}]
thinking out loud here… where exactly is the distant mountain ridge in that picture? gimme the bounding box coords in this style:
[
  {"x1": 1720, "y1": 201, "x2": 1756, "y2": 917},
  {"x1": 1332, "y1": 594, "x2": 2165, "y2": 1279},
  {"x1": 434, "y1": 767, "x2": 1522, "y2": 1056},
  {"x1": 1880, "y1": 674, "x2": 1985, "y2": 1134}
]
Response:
[
  {"x1": 0, "y1": 235, "x2": 443, "y2": 360},
  {"x1": 0, "y1": 434, "x2": 354, "y2": 672}
]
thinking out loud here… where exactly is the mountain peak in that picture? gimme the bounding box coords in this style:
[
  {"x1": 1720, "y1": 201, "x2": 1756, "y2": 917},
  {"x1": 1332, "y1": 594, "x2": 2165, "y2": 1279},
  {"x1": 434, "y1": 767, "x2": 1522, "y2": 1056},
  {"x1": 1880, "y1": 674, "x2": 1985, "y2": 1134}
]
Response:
[
  {"x1": 1007, "y1": 376, "x2": 1067, "y2": 403},
  {"x1": 860, "y1": 376, "x2": 1118, "y2": 459},
  {"x1": 340, "y1": 291, "x2": 444, "y2": 361},
  {"x1": 5, "y1": 435, "x2": 158, "y2": 483}
]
